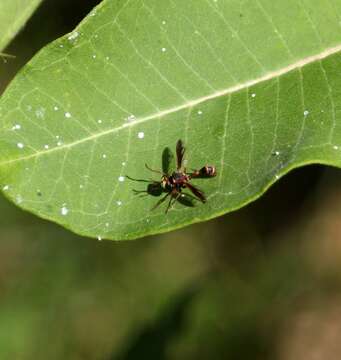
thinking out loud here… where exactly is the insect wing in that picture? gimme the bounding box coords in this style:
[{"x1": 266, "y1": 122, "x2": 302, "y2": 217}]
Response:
[
  {"x1": 185, "y1": 182, "x2": 206, "y2": 203},
  {"x1": 162, "y1": 147, "x2": 174, "y2": 175},
  {"x1": 176, "y1": 139, "x2": 185, "y2": 170}
]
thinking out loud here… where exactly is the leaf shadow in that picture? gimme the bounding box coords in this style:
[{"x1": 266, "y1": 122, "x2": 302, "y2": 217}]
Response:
[{"x1": 108, "y1": 282, "x2": 201, "y2": 360}]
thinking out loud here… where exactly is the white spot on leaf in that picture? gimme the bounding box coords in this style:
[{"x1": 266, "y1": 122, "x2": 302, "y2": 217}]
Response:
[
  {"x1": 16, "y1": 195, "x2": 23, "y2": 204},
  {"x1": 61, "y1": 206, "x2": 69, "y2": 216},
  {"x1": 68, "y1": 31, "x2": 79, "y2": 41},
  {"x1": 35, "y1": 107, "x2": 46, "y2": 119},
  {"x1": 126, "y1": 115, "x2": 136, "y2": 122},
  {"x1": 137, "y1": 132, "x2": 144, "y2": 139}
]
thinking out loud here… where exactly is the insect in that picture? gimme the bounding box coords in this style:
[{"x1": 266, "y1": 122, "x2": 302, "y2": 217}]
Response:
[
  {"x1": 143, "y1": 139, "x2": 216, "y2": 213},
  {"x1": 0, "y1": 52, "x2": 15, "y2": 63}
]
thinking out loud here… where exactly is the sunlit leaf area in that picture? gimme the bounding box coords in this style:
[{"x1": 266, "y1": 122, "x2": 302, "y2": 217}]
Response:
[
  {"x1": 2, "y1": 0, "x2": 341, "y2": 240},
  {"x1": 1, "y1": 0, "x2": 341, "y2": 359}
]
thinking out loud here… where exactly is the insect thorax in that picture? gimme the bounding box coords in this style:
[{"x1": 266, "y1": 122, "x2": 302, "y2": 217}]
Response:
[{"x1": 161, "y1": 175, "x2": 171, "y2": 190}]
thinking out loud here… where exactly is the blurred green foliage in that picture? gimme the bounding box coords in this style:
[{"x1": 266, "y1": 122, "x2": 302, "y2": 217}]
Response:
[{"x1": 0, "y1": 188, "x2": 314, "y2": 360}]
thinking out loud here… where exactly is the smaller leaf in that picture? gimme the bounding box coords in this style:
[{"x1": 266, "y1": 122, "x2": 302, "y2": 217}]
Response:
[{"x1": 0, "y1": 0, "x2": 43, "y2": 52}]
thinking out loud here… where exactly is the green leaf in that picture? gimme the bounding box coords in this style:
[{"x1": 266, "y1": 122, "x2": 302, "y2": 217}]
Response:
[
  {"x1": 1, "y1": 0, "x2": 341, "y2": 240},
  {"x1": 0, "y1": 0, "x2": 43, "y2": 52}
]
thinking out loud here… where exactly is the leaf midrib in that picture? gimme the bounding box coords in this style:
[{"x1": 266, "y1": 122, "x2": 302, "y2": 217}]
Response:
[{"x1": 1, "y1": 42, "x2": 341, "y2": 167}]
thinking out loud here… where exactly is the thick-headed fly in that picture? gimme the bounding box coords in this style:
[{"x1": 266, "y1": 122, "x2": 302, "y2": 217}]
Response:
[{"x1": 143, "y1": 139, "x2": 216, "y2": 213}]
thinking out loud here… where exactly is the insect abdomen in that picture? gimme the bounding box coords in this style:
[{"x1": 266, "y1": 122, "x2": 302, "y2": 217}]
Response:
[{"x1": 201, "y1": 166, "x2": 216, "y2": 177}]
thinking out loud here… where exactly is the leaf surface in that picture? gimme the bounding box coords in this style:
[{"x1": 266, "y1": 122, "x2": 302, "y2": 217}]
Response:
[
  {"x1": 1, "y1": 0, "x2": 341, "y2": 240},
  {"x1": 0, "y1": 0, "x2": 43, "y2": 52}
]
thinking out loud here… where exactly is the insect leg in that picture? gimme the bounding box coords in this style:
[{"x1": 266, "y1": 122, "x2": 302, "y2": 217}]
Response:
[
  {"x1": 126, "y1": 175, "x2": 156, "y2": 183},
  {"x1": 145, "y1": 163, "x2": 163, "y2": 175},
  {"x1": 132, "y1": 189, "x2": 149, "y2": 197},
  {"x1": 151, "y1": 192, "x2": 170, "y2": 211},
  {"x1": 165, "y1": 190, "x2": 181, "y2": 213}
]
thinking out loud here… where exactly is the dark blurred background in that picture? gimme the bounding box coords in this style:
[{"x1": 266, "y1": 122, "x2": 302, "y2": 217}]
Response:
[{"x1": 1, "y1": 1, "x2": 341, "y2": 359}]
